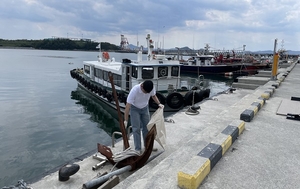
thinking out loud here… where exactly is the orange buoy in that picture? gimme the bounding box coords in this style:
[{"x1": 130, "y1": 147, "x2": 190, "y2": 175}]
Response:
[{"x1": 102, "y1": 52, "x2": 110, "y2": 60}]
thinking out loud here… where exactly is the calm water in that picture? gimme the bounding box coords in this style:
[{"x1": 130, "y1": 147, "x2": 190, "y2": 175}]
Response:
[{"x1": 0, "y1": 49, "x2": 233, "y2": 187}]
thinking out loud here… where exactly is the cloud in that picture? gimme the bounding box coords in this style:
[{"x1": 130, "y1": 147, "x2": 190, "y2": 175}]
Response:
[{"x1": 0, "y1": 0, "x2": 299, "y2": 51}]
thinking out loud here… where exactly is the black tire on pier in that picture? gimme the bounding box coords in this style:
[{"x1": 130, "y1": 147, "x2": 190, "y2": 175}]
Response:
[
  {"x1": 166, "y1": 92, "x2": 184, "y2": 109},
  {"x1": 149, "y1": 92, "x2": 165, "y2": 109}
]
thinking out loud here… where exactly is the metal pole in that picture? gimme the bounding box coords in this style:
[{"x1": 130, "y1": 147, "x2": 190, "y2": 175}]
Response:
[
  {"x1": 271, "y1": 39, "x2": 278, "y2": 80},
  {"x1": 83, "y1": 150, "x2": 163, "y2": 189},
  {"x1": 83, "y1": 165, "x2": 132, "y2": 189}
]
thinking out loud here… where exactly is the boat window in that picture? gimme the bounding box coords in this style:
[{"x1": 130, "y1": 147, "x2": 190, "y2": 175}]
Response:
[
  {"x1": 94, "y1": 67, "x2": 97, "y2": 77},
  {"x1": 103, "y1": 71, "x2": 108, "y2": 81},
  {"x1": 171, "y1": 66, "x2": 179, "y2": 76},
  {"x1": 131, "y1": 66, "x2": 138, "y2": 79},
  {"x1": 158, "y1": 66, "x2": 168, "y2": 78},
  {"x1": 99, "y1": 69, "x2": 103, "y2": 79},
  {"x1": 142, "y1": 66, "x2": 154, "y2": 79},
  {"x1": 113, "y1": 74, "x2": 121, "y2": 87},
  {"x1": 94, "y1": 68, "x2": 103, "y2": 79},
  {"x1": 84, "y1": 65, "x2": 90, "y2": 74}
]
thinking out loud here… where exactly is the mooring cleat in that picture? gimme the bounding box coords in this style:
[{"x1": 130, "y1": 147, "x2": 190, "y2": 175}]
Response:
[
  {"x1": 191, "y1": 105, "x2": 200, "y2": 111},
  {"x1": 58, "y1": 164, "x2": 80, "y2": 181}
]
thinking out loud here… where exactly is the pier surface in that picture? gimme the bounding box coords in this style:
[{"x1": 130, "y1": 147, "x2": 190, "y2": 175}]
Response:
[{"x1": 30, "y1": 62, "x2": 300, "y2": 189}]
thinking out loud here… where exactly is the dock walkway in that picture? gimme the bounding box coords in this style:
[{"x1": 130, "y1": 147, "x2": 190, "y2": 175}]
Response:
[{"x1": 30, "y1": 62, "x2": 299, "y2": 189}]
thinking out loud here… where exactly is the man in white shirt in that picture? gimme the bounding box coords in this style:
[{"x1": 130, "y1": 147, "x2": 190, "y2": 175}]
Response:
[{"x1": 124, "y1": 80, "x2": 164, "y2": 153}]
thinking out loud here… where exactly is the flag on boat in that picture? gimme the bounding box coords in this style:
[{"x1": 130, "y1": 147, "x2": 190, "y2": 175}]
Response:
[{"x1": 96, "y1": 43, "x2": 101, "y2": 49}]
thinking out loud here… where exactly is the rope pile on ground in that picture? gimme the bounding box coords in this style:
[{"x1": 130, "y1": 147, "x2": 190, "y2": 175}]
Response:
[{"x1": 112, "y1": 147, "x2": 140, "y2": 162}]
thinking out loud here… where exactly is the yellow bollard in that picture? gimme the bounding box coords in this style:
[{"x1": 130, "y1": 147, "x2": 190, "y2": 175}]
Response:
[{"x1": 271, "y1": 53, "x2": 279, "y2": 80}]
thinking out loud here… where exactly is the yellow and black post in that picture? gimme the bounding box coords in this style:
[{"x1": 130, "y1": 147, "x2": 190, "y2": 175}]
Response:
[
  {"x1": 271, "y1": 38, "x2": 278, "y2": 80},
  {"x1": 271, "y1": 53, "x2": 279, "y2": 80}
]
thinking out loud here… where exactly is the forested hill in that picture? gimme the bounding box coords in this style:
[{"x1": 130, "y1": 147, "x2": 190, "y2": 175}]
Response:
[{"x1": 0, "y1": 38, "x2": 120, "y2": 51}]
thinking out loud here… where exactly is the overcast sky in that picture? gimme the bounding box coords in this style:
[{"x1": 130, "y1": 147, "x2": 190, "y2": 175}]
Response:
[{"x1": 1, "y1": 0, "x2": 299, "y2": 51}]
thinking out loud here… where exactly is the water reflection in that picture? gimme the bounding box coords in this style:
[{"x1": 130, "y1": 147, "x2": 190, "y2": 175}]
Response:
[{"x1": 70, "y1": 87, "x2": 121, "y2": 137}]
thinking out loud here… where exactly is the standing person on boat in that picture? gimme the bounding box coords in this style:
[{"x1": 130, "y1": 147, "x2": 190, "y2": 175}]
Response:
[{"x1": 124, "y1": 80, "x2": 164, "y2": 153}]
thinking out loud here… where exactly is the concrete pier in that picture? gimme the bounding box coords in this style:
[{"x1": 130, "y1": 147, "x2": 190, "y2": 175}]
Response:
[{"x1": 30, "y1": 62, "x2": 299, "y2": 189}]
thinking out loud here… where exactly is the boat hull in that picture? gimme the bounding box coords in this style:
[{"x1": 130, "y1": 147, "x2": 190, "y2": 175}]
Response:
[
  {"x1": 240, "y1": 63, "x2": 270, "y2": 75},
  {"x1": 70, "y1": 69, "x2": 210, "y2": 114},
  {"x1": 180, "y1": 64, "x2": 243, "y2": 74}
]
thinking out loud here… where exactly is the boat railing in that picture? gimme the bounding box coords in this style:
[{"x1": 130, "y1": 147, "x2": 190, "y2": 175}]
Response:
[
  {"x1": 180, "y1": 75, "x2": 208, "y2": 90},
  {"x1": 86, "y1": 74, "x2": 207, "y2": 93},
  {"x1": 153, "y1": 76, "x2": 182, "y2": 91}
]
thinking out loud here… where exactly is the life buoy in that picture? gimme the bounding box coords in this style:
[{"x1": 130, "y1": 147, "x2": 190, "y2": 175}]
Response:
[
  {"x1": 149, "y1": 92, "x2": 165, "y2": 109},
  {"x1": 159, "y1": 68, "x2": 167, "y2": 77},
  {"x1": 102, "y1": 52, "x2": 110, "y2": 60},
  {"x1": 166, "y1": 92, "x2": 184, "y2": 109}
]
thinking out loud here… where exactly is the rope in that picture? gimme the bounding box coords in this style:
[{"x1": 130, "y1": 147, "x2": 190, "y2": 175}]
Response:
[
  {"x1": 164, "y1": 118, "x2": 175, "y2": 123},
  {"x1": 185, "y1": 107, "x2": 200, "y2": 115},
  {"x1": 112, "y1": 147, "x2": 140, "y2": 162},
  {"x1": 2, "y1": 180, "x2": 33, "y2": 189}
]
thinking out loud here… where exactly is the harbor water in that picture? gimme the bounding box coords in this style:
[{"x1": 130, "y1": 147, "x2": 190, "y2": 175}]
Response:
[{"x1": 0, "y1": 49, "x2": 234, "y2": 187}]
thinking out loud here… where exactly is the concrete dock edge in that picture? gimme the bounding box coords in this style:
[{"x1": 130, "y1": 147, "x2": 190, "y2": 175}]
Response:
[
  {"x1": 177, "y1": 120, "x2": 245, "y2": 189},
  {"x1": 177, "y1": 63, "x2": 296, "y2": 189}
]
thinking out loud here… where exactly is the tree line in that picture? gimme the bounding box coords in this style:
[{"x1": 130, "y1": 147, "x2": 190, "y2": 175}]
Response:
[{"x1": 0, "y1": 38, "x2": 120, "y2": 51}]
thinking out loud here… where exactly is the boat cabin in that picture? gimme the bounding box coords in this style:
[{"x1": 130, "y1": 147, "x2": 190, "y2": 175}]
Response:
[
  {"x1": 83, "y1": 51, "x2": 185, "y2": 94},
  {"x1": 183, "y1": 54, "x2": 215, "y2": 66},
  {"x1": 82, "y1": 33, "x2": 189, "y2": 94}
]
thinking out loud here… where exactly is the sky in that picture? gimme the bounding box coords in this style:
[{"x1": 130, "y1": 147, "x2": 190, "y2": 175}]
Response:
[{"x1": 0, "y1": 0, "x2": 299, "y2": 51}]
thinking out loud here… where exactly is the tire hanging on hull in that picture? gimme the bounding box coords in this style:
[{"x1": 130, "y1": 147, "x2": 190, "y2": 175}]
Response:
[
  {"x1": 184, "y1": 90, "x2": 203, "y2": 106},
  {"x1": 149, "y1": 92, "x2": 165, "y2": 109},
  {"x1": 203, "y1": 88, "x2": 210, "y2": 98},
  {"x1": 166, "y1": 92, "x2": 184, "y2": 109}
]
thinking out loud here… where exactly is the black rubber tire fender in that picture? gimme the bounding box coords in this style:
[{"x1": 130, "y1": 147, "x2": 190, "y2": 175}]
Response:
[
  {"x1": 203, "y1": 88, "x2": 210, "y2": 98},
  {"x1": 184, "y1": 91, "x2": 203, "y2": 105},
  {"x1": 166, "y1": 92, "x2": 184, "y2": 109},
  {"x1": 149, "y1": 92, "x2": 165, "y2": 109}
]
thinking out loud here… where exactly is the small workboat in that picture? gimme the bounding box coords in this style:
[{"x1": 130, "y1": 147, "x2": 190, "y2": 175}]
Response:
[{"x1": 70, "y1": 34, "x2": 210, "y2": 113}]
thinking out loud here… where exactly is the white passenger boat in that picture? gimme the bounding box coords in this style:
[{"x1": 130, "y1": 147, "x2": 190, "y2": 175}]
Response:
[{"x1": 70, "y1": 34, "x2": 210, "y2": 113}]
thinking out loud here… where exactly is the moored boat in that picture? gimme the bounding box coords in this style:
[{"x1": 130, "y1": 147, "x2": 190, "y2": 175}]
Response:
[
  {"x1": 180, "y1": 54, "x2": 243, "y2": 74},
  {"x1": 70, "y1": 34, "x2": 210, "y2": 113}
]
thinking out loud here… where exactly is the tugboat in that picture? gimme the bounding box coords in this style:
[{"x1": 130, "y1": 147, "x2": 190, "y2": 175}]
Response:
[{"x1": 70, "y1": 34, "x2": 210, "y2": 113}]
